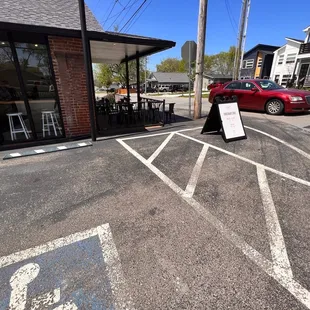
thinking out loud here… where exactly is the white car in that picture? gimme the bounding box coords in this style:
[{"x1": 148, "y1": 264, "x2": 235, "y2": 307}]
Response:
[{"x1": 158, "y1": 85, "x2": 171, "y2": 92}]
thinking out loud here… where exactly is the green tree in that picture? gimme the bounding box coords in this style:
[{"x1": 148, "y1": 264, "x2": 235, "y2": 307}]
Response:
[
  {"x1": 96, "y1": 64, "x2": 113, "y2": 88},
  {"x1": 156, "y1": 58, "x2": 186, "y2": 72},
  {"x1": 94, "y1": 57, "x2": 147, "y2": 88},
  {"x1": 204, "y1": 55, "x2": 215, "y2": 73},
  {"x1": 203, "y1": 46, "x2": 236, "y2": 75}
]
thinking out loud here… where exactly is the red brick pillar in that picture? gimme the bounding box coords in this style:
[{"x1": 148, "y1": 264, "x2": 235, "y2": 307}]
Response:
[{"x1": 48, "y1": 36, "x2": 91, "y2": 138}]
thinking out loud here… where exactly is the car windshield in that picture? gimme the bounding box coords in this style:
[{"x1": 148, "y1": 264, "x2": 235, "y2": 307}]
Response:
[{"x1": 256, "y1": 80, "x2": 284, "y2": 90}]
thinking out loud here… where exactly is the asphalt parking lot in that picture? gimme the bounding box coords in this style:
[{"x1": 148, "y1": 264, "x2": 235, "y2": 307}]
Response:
[{"x1": 1, "y1": 115, "x2": 310, "y2": 309}]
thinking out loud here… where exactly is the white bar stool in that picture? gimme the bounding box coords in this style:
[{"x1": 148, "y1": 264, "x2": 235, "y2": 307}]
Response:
[
  {"x1": 42, "y1": 111, "x2": 62, "y2": 137},
  {"x1": 6, "y1": 113, "x2": 30, "y2": 141}
]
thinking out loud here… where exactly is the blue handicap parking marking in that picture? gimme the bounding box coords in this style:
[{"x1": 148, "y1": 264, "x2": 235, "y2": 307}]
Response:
[{"x1": 0, "y1": 224, "x2": 125, "y2": 310}]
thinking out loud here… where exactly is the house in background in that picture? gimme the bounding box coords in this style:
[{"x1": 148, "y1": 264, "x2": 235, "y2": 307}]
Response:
[
  {"x1": 240, "y1": 44, "x2": 280, "y2": 80},
  {"x1": 270, "y1": 26, "x2": 310, "y2": 88},
  {"x1": 203, "y1": 73, "x2": 232, "y2": 90},
  {"x1": 148, "y1": 72, "x2": 189, "y2": 88},
  {"x1": 270, "y1": 38, "x2": 303, "y2": 86}
]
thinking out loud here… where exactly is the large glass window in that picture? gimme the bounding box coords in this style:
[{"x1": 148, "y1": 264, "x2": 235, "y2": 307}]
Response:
[
  {"x1": 0, "y1": 41, "x2": 31, "y2": 145},
  {"x1": 15, "y1": 43, "x2": 62, "y2": 139}
]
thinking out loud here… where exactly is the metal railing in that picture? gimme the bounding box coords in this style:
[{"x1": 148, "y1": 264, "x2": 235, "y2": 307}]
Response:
[{"x1": 299, "y1": 42, "x2": 310, "y2": 54}]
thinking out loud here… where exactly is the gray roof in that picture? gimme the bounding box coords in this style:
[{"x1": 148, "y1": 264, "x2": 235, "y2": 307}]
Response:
[
  {"x1": 150, "y1": 72, "x2": 188, "y2": 83},
  {"x1": 0, "y1": 0, "x2": 103, "y2": 32},
  {"x1": 286, "y1": 37, "x2": 304, "y2": 43},
  {"x1": 204, "y1": 73, "x2": 232, "y2": 79}
]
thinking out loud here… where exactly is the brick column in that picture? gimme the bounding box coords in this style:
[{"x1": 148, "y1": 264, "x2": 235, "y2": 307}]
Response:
[{"x1": 48, "y1": 36, "x2": 91, "y2": 138}]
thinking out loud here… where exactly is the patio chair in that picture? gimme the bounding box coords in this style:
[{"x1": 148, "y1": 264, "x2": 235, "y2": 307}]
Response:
[
  {"x1": 164, "y1": 103, "x2": 176, "y2": 123},
  {"x1": 148, "y1": 100, "x2": 162, "y2": 123}
]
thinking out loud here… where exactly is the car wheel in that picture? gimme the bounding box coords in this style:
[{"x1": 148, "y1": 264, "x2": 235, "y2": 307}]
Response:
[{"x1": 265, "y1": 99, "x2": 284, "y2": 115}]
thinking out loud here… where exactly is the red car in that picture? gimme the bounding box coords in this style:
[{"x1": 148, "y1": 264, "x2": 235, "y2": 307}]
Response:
[
  {"x1": 207, "y1": 82, "x2": 222, "y2": 90},
  {"x1": 209, "y1": 79, "x2": 310, "y2": 115}
]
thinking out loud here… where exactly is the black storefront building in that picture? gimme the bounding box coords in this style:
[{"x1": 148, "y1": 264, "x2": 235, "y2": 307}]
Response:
[{"x1": 0, "y1": 0, "x2": 175, "y2": 150}]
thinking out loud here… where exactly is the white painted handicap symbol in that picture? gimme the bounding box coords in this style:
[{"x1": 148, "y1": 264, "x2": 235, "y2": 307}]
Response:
[
  {"x1": 0, "y1": 223, "x2": 133, "y2": 310},
  {"x1": 9, "y1": 263, "x2": 77, "y2": 310}
]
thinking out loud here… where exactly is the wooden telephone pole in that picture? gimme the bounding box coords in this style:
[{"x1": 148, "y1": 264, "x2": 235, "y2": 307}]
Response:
[
  {"x1": 233, "y1": 0, "x2": 251, "y2": 80},
  {"x1": 193, "y1": 0, "x2": 208, "y2": 119}
]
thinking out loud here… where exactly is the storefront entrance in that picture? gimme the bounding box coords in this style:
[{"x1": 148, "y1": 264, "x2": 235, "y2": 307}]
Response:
[{"x1": 0, "y1": 32, "x2": 64, "y2": 147}]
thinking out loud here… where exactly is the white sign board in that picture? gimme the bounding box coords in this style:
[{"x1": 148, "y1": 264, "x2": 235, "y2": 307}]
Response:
[{"x1": 218, "y1": 102, "x2": 246, "y2": 141}]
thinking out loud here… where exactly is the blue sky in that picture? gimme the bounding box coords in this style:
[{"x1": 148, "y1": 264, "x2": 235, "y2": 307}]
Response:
[{"x1": 87, "y1": 0, "x2": 310, "y2": 71}]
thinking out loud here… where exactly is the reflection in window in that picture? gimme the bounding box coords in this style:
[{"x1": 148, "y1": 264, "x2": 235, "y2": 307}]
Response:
[
  {"x1": 226, "y1": 82, "x2": 241, "y2": 89},
  {"x1": 241, "y1": 82, "x2": 256, "y2": 90},
  {"x1": 15, "y1": 43, "x2": 62, "y2": 138},
  {"x1": 0, "y1": 42, "x2": 31, "y2": 144}
]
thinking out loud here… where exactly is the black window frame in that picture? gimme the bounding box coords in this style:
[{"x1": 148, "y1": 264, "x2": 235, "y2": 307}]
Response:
[{"x1": 0, "y1": 31, "x2": 64, "y2": 144}]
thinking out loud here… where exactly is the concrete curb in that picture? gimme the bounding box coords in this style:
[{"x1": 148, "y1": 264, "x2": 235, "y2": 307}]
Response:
[{"x1": 3, "y1": 141, "x2": 92, "y2": 160}]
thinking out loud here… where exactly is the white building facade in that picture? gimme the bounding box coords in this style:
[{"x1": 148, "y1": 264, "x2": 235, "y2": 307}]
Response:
[
  {"x1": 270, "y1": 38, "x2": 302, "y2": 86},
  {"x1": 270, "y1": 26, "x2": 310, "y2": 88}
]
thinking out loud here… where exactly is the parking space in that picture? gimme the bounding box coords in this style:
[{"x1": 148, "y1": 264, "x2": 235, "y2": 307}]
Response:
[
  {"x1": 1, "y1": 116, "x2": 310, "y2": 309},
  {"x1": 117, "y1": 117, "x2": 310, "y2": 309}
]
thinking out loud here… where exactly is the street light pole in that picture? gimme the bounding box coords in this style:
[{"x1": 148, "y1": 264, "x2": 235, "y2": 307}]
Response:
[{"x1": 193, "y1": 0, "x2": 208, "y2": 120}]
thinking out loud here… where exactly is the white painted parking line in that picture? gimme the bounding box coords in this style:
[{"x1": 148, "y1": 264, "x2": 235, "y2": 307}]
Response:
[
  {"x1": 147, "y1": 133, "x2": 174, "y2": 163},
  {"x1": 120, "y1": 126, "x2": 202, "y2": 141},
  {"x1": 0, "y1": 228, "x2": 97, "y2": 269},
  {"x1": 97, "y1": 225, "x2": 134, "y2": 309},
  {"x1": 34, "y1": 149, "x2": 45, "y2": 154},
  {"x1": 245, "y1": 125, "x2": 310, "y2": 161},
  {"x1": 184, "y1": 144, "x2": 209, "y2": 198},
  {"x1": 57, "y1": 146, "x2": 67, "y2": 150},
  {"x1": 117, "y1": 131, "x2": 310, "y2": 309},
  {"x1": 257, "y1": 166, "x2": 293, "y2": 279},
  {"x1": 10, "y1": 153, "x2": 21, "y2": 157},
  {"x1": 177, "y1": 132, "x2": 310, "y2": 188}
]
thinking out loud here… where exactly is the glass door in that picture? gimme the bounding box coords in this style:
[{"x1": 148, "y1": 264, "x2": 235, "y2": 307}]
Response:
[
  {"x1": 14, "y1": 43, "x2": 63, "y2": 139},
  {"x1": 0, "y1": 41, "x2": 33, "y2": 145}
]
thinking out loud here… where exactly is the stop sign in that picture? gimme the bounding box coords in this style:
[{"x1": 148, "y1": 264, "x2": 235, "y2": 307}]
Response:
[{"x1": 181, "y1": 41, "x2": 197, "y2": 63}]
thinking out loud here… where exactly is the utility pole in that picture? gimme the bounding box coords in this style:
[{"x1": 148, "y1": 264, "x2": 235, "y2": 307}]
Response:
[
  {"x1": 193, "y1": 0, "x2": 208, "y2": 120},
  {"x1": 233, "y1": 0, "x2": 251, "y2": 80},
  {"x1": 188, "y1": 42, "x2": 192, "y2": 118},
  {"x1": 145, "y1": 57, "x2": 147, "y2": 94}
]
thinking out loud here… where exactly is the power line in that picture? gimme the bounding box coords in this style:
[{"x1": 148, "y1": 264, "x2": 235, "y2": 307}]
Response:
[
  {"x1": 106, "y1": 0, "x2": 138, "y2": 30},
  {"x1": 224, "y1": 0, "x2": 237, "y2": 35},
  {"x1": 119, "y1": 0, "x2": 147, "y2": 32},
  {"x1": 102, "y1": 0, "x2": 119, "y2": 27},
  {"x1": 226, "y1": 0, "x2": 238, "y2": 29},
  {"x1": 99, "y1": 0, "x2": 115, "y2": 25},
  {"x1": 104, "y1": 0, "x2": 136, "y2": 24},
  {"x1": 93, "y1": 0, "x2": 102, "y2": 12},
  {"x1": 123, "y1": 0, "x2": 152, "y2": 32},
  {"x1": 115, "y1": 0, "x2": 140, "y2": 30}
]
